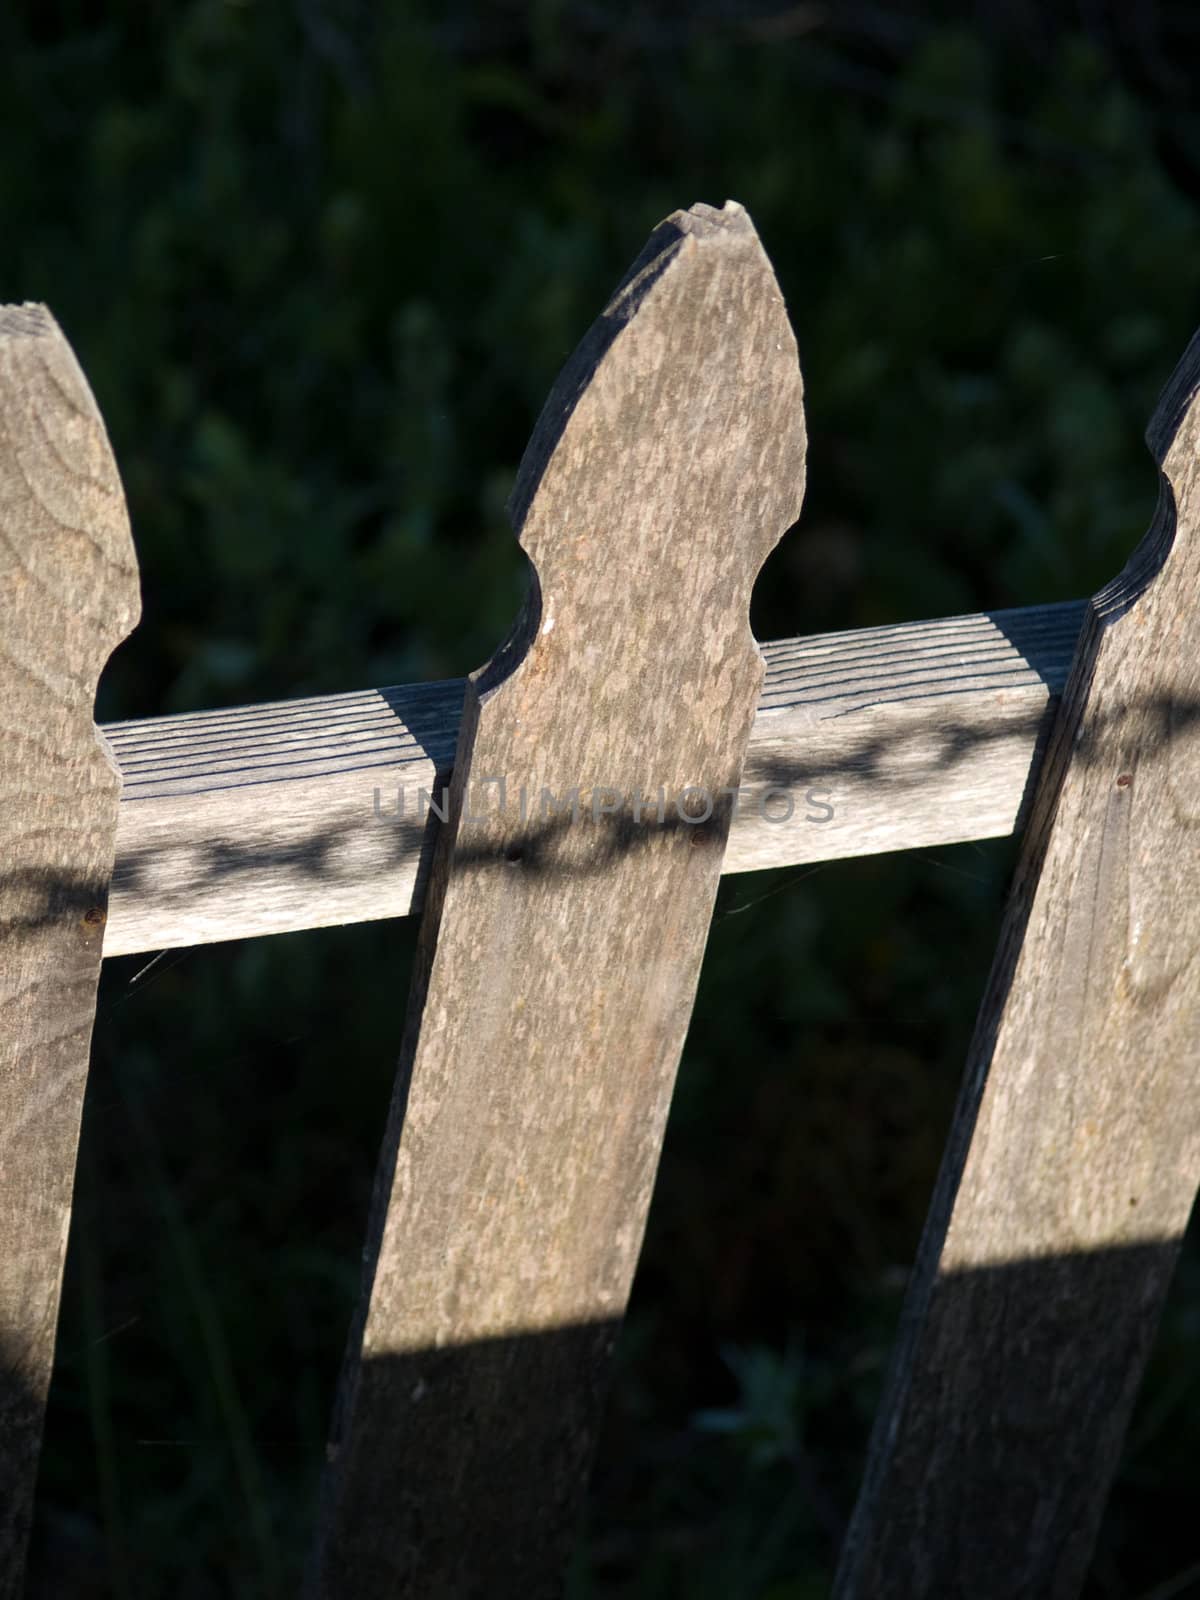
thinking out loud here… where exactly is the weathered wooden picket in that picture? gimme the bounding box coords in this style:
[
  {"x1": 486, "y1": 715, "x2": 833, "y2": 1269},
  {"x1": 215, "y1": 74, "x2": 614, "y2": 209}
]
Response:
[{"x1": 1, "y1": 200, "x2": 1197, "y2": 1598}]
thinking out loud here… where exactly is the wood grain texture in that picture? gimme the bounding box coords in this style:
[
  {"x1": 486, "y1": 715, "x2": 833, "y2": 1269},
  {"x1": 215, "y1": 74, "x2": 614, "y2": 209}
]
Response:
[
  {"x1": 307, "y1": 201, "x2": 807, "y2": 1597},
  {"x1": 100, "y1": 600, "x2": 1085, "y2": 955},
  {"x1": 835, "y1": 334, "x2": 1200, "y2": 1598},
  {"x1": 0, "y1": 305, "x2": 139, "y2": 1592}
]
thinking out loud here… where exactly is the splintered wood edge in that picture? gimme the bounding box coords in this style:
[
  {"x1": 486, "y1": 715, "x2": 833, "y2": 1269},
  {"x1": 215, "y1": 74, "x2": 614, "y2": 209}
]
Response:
[{"x1": 101, "y1": 599, "x2": 1085, "y2": 956}]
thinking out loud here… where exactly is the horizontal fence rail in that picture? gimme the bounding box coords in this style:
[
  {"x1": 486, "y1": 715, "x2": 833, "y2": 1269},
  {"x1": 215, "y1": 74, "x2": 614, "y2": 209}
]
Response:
[{"x1": 102, "y1": 599, "x2": 1086, "y2": 955}]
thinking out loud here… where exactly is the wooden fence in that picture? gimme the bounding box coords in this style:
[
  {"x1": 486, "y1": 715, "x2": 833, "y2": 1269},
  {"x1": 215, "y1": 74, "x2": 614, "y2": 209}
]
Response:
[{"x1": 2, "y1": 199, "x2": 1198, "y2": 1599}]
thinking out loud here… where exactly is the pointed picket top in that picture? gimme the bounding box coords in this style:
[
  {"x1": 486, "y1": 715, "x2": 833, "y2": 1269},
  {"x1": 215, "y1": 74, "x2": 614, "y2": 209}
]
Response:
[
  {"x1": 450, "y1": 200, "x2": 806, "y2": 889},
  {"x1": 1093, "y1": 325, "x2": 1200, "y2": 621},
  {"x1": 0, "y1": 304, "x2": 139, "y2": 667},
  {"x1": 487, "y1": 200, "x2": 804, "y2": 705},
  {"x1": 1147, "y1": 323, "x2": 1200, "y2": 475}
]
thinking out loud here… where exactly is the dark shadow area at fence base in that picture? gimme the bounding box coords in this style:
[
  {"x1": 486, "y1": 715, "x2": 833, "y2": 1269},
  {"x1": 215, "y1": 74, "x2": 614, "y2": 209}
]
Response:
[
  {"x1": 310, "y1": 1240, "x2": 1190, "y2": 1600},
  {"x1": 8, "y1": 1231, "x2": 1194, "y2": 1597},
  {"x1": 309, "y1": 1319, "x2": 623, "y2": 1600},
  {"x1": 0, "y1": 1357, "x2": 45, "y2": 1596},
  {"x1": 840, "y1": 1237, "x2": 1190, "y2": 1600}
]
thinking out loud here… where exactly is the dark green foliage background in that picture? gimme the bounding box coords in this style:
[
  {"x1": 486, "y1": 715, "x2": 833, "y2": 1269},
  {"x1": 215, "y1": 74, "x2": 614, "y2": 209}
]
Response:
[{"x1": 3, "y1": 4, "x2": 1199, "y2": 1595}]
